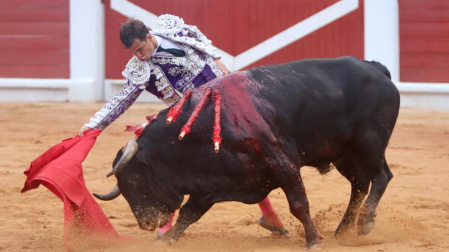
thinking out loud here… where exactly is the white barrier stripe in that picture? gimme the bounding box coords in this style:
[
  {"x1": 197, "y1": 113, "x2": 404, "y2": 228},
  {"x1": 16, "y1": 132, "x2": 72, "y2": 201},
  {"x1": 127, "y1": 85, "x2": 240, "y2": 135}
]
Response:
[
  {"x1": 111, "y1": 0, "x2": 158, "y2": 25},
  {"x1": 235, "y1": 0, "x2": 359, "y2": 70}
]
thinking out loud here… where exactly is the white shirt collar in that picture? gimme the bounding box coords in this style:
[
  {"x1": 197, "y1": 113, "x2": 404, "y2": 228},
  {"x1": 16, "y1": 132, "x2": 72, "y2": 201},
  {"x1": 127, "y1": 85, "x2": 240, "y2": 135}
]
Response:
[{"x1": 152, "y1": 35, "x2": 163, "y2": 57}]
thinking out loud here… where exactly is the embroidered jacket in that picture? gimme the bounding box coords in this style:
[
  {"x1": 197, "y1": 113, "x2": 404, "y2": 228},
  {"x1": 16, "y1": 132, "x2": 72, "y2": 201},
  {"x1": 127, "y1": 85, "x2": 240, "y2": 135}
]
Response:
[{"x1": 85, "y1": 14, "x2": 225, "y2": 130}]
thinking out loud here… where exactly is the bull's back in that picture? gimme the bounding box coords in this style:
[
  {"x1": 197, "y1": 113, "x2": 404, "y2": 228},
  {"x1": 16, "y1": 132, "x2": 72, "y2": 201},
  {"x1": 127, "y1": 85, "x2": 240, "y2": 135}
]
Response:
[
  {"x1": 249, "y1": 57, "x2": 395, "y2": 109},
  {"x1": 246, "y1": 56, "x2": 398, "y2": 122},
  {"x1": 244, "y1": 56, "x2": 400, "y2": 162}
]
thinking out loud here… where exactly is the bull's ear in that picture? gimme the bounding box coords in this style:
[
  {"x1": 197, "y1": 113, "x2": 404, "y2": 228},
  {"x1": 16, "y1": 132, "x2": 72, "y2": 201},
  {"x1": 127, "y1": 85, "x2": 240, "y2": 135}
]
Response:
[{"x1": 135, "y1": 150, "x2": 150, "y2": 167}]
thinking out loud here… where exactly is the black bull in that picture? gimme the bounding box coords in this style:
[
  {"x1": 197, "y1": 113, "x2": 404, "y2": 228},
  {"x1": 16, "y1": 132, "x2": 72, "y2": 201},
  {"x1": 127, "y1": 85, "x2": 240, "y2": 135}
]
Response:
[{"x1": 95, "y1": 56, "x2": 400, "y2": 248}]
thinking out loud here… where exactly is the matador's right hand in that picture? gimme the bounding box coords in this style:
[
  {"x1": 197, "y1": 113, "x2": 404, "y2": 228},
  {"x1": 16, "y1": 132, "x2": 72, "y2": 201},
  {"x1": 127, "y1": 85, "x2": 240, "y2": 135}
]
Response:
[{"x1": 78, "y1": 126, "x2": 91, "y2": 136}]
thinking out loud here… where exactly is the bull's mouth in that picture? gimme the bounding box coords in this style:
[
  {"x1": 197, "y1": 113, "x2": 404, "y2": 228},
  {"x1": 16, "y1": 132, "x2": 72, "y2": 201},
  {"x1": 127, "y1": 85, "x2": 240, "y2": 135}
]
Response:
[{"x1": 137, "y1": 215, "x2": 170, "y2": 231}]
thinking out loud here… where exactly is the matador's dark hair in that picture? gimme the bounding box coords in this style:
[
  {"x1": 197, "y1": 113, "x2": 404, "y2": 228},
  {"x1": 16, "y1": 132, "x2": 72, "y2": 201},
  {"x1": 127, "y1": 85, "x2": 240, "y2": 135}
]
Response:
[{"x1": 119, "y1": 18, "x2": 150, "y2": 48}]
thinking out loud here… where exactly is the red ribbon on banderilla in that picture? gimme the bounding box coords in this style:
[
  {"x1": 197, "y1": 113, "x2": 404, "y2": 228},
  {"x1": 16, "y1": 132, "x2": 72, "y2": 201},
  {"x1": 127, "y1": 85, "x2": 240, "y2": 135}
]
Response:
[
  {"x1": 166, "y1": 88, "x2": 222, "y2": 153},
  {"x1": 212, "y1": 90, "x2": 222, "y2": 153},
  {"x1": 166, "y1": 90, "x2": 193, "y2": 124}
]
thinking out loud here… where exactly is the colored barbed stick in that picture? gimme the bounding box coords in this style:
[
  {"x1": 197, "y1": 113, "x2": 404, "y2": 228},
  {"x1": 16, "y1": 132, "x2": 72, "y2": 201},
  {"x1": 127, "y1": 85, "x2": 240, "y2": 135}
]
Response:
[
  {"x1": 212, "y1": 90, "x2": 222, "y2": 153},
  {"x1": 166, "y1": 90, "x2": 193, "y2": 124},
  {"x1": 179, "y1": 88, "x2": 212, "y2": 140}
]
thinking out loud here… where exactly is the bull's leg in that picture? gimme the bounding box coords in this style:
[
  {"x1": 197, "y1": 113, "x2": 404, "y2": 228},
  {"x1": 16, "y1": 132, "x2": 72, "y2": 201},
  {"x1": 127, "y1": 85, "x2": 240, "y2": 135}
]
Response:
[
  {"x1": 349, "y1": 125, "x2": 394, "y2": 236},
  {"x1": 333, "y1": 153, "x2": 370, "y2": 235},
  {"x1": 159, "y1": 196, "x2": 214, "y2": 242},
  {"x1": 257, "y1": 197, "x2": 290, "y2": 236},
  {"x1": 357, "y1": 157, "x2": 393, "y2": 235},
  {"x1": 281, "y1": 176, "x2": 323, "y2": 248}
]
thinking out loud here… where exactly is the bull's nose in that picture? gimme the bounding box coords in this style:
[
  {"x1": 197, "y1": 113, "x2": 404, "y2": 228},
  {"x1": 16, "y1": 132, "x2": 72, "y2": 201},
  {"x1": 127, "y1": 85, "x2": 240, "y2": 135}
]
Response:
[
  {"x1": 138, "y1": 220, "x2": 156, "y2": 231},
  {"x1": 139, "y1": 225, "x2": 156, "y2": 231},
  {"x1": 137, "y1": 214, "x2": 170, "y2": 231}
]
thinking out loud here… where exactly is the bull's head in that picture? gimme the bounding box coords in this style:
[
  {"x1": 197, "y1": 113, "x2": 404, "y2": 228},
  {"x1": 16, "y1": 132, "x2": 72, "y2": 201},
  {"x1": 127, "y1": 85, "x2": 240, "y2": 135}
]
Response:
[{"x1": 93, "y1": 140, "x2": 172, "y2": 231}]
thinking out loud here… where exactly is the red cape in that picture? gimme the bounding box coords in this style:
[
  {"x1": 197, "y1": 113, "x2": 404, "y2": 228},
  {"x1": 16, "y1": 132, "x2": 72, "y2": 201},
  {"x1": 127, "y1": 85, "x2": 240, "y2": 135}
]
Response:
[{"x1": 22, "y1": 129, "x2": 119, "y2": 250}]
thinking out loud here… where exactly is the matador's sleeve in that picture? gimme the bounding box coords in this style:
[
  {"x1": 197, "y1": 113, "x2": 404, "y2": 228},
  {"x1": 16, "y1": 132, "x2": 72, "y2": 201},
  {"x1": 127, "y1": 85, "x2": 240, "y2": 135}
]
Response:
[
  {"x1": 84, "y1": 56, "x2": 150, "y2": 130},
  {"x1": 84, "y1": 80, "x2": 144, "y2": 130}
]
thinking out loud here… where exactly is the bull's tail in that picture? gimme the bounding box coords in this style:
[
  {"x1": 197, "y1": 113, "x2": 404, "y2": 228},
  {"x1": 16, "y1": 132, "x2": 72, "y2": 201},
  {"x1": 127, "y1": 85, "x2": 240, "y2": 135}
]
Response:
[{"x1": 365, "y1": 60, "x2": 391, "y2": 80}]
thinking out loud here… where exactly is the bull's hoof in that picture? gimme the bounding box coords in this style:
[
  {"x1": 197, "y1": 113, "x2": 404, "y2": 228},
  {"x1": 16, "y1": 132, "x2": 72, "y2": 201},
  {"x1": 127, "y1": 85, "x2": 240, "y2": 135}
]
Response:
[
  {"x1": 357, "y1": 220, "x2": 375, "y2": 235},
  {"x1": 334, "y1": 222, "x2": 352, "y2": 236},
  {"x1": 305, "y1": 241, "x2": 324, "y2": 250},
  {"x1": 155, "y1": 234, "x2": 177, "y2": 246},
  {"x1": 258, "y1": 217, "x2": 290, "y2": 237}
]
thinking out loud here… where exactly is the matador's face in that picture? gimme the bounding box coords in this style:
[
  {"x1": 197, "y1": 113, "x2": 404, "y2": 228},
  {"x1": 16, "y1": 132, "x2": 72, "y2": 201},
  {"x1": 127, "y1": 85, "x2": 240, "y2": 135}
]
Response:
[{"x1": 127, "y1": 33, "x2": 157, "y2": 62}]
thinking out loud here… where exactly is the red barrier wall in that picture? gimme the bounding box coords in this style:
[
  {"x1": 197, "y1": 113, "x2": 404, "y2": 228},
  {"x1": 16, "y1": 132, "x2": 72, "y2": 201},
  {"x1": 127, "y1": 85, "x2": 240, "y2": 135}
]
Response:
[
  {"x1": 0, "y1": 0, "x2": 70, "y2": 78},
  {"x1": 399, "y1": 0, "x2": 449, "y2": 83}
]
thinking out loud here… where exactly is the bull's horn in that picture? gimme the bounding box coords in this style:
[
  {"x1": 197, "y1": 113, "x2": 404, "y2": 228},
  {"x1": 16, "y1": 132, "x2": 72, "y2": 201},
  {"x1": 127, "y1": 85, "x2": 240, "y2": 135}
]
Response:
[
  {"x1": 93, "y1": 184, "x2": 121, "y2": 201},
  {"x1": 107, "y1": 140, "x2": 138, "y2": 177}
]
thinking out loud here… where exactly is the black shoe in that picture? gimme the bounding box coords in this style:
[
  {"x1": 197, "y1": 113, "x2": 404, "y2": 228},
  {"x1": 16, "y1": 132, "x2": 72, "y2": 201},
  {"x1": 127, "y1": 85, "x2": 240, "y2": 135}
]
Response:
[{"x1": 258, "y1": 216, "x2": 290, "y2": 237}]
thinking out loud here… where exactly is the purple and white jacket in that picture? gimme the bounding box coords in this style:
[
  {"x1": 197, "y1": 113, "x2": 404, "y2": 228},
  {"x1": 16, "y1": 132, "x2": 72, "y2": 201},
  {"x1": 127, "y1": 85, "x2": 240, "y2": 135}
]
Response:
[{"x1": 85, "y1": 14, "x2": 225, "y2": 130}]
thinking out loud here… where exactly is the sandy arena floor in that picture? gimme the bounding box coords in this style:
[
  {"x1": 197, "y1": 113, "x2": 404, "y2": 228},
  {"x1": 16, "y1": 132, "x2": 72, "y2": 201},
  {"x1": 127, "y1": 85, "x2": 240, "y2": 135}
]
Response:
[{"x1": 1, "y1": 102, "x2": 448, "y2": 251}]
